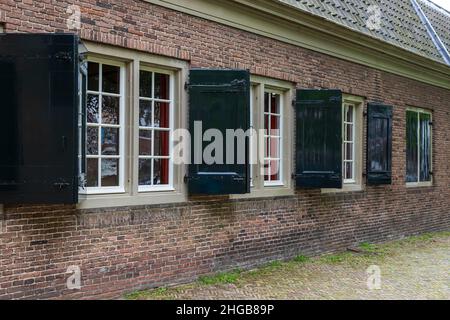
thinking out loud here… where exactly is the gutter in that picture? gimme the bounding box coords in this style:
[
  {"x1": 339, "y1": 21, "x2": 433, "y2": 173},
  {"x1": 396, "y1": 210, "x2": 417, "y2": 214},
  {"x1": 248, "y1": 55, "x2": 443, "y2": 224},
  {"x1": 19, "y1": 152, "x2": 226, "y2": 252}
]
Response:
[{"x1": 410, "y1": 0, "x2": 450, "y2": 65}]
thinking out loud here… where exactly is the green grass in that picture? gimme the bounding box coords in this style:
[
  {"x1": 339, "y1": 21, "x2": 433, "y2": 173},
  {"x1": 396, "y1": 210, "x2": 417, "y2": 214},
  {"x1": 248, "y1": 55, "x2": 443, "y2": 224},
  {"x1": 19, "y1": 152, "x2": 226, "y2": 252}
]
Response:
[
  {"x1": 199, "y1": 269, "x2": 242, "y2": 285},
  {"x1": 293, "y1": 255, "x2": 310, "y2": 263},
  {"x1": 319, "y1": 252, "x2": 353, "y2": 264},
  {"x1": 124, "y1": 287, "x2": 170, "y2": 300}
]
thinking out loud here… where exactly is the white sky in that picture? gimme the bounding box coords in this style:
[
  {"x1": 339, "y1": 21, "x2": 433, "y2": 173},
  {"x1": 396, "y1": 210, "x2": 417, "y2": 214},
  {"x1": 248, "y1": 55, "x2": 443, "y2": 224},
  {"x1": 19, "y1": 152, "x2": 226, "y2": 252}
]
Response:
[{"x1": 429, "y1": 0, "x2": 450, "y2": 11}]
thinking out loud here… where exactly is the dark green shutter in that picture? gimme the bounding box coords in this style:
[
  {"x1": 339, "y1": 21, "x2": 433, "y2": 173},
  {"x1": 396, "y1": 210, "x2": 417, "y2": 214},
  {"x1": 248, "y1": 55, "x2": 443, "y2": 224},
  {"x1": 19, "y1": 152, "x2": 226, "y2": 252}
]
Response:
[
  {"x1": 295, "y1": 89, "x2": 343, "y2": 188},
  {"x1": 188, "y1": 69, "x2": 250, "y2": 195},
  {"x1": 0, "y1": 34, "x2": 79, "y2": 204},
  {"x1": 367, "y1": 103, "x2": 392, "y2": 185}
]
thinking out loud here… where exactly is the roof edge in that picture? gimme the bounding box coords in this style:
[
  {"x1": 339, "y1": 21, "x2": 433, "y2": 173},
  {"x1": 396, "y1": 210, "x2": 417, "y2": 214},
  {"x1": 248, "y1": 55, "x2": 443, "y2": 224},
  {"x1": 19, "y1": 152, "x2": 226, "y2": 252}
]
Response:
[{"x1": 143, "y1": 0, "x2": 450, "y2": 89}]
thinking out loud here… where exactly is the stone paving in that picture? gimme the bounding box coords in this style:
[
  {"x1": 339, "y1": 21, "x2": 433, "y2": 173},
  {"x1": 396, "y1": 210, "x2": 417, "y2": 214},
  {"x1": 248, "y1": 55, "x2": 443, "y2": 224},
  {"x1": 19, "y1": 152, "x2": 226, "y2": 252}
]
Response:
[{"x1": 127, "y1": 232, "x2": 450, "y2": 300}]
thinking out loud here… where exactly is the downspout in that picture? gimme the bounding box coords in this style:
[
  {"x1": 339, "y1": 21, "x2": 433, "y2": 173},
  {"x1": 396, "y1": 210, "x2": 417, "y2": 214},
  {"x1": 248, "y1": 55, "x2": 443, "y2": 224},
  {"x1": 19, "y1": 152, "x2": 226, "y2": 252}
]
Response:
[{"x1": 410, "y1": 0, "x2": 450, "y2": 65}]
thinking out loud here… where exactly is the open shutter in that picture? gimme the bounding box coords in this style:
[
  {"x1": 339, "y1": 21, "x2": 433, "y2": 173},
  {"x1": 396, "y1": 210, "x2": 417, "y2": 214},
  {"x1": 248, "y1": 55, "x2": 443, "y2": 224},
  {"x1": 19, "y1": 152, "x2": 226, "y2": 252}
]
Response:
[
  {"x1": 188, "y1": 69, "x2": 250, "y2": 195},
  {"x1": 0, "y1": 34, "x2": 79, "y2": 204},
  {"x1": 367, "y1": 103, "x2": 392, "y2": 185},
  {"x1": 295, "y1": 89, "x2": 342, "y2": 188}
]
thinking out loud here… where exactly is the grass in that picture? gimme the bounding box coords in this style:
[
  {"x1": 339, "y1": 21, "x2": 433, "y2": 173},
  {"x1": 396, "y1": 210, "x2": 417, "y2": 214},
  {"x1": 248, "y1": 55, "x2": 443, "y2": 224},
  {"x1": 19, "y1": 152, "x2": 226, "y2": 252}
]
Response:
[
  {"x1": 125, "y1": 231, "x2": 450, "y2": 300},
  {"x1": 199, "y1": 269, "x2": 241, "y2": 285}
]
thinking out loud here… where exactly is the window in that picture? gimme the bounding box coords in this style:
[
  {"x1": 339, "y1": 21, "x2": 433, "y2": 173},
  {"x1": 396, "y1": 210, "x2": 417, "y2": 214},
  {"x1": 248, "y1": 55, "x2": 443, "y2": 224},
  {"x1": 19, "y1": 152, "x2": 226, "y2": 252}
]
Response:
[
  {"x1": 138, "y1": 68, "x2": 174, "y2": 192},
  {"x1": 343, "y1": 103, "x2": 356, "y2": 183},
  {"x1": 264, "y1": 91, "x2": 283, "y2": 186},
  {"x1": 84, "y1": 60, "x2": 125, "y2": 194},
  {"x1": 406, "y1": 108, "x2": 432, "y2": 185},
  {"x1": 77, "y1": 43, "x2": 188, "y2": 209},
  {"x1": 232, "y1": 76, "x2": 294, "y2": 199},
  {"x1": 320, "y1": 94, "x2": 364, "y2": 193}
]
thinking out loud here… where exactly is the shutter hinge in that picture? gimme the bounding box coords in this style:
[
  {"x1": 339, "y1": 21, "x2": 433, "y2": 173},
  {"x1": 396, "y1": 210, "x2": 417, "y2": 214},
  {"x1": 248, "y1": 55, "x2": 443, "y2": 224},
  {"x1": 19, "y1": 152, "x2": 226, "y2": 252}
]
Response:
[
  {"x1": 291, "y1": 173, "x2": 298, "y2": 180},
  {"x1": 429, "y1": 122, "x2": 433, "y2": 126},
  {"x1": 363, "y1": 111, "x2": 368, "y2": 117},
  {"x1": 292, "y1": 100, "x2": 296, "y2": 108},
  {"x1": 184, "y1": 82, "x2": 189, "y2": 91}
]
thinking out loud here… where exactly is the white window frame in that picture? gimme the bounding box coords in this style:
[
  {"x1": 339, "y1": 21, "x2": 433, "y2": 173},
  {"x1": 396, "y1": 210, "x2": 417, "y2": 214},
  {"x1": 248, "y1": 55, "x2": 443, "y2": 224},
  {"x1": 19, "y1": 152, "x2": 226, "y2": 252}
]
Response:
[
  {"x1": 77, "y1": 42, "x2": 188, "y2": 209},
  {"x1": 263, "y1": 89, "x2": 284, "y2": 187},
  {"x1": 343, "y1": 102, "x2": 356, "y2": 184},
  {"x1": 232, "y1": 76, "x2": 294, "y2": 199},
  {"x1": 138, "y1": 66, "x2": 175, "y2": 193},
  {"x1": 406, "y1": 107, "x2": 433, "y2": 187},
  {"x1": 322, "y1": 94, "x2": 364, "y2": 193},
  {"x1": 82, "y1": 58, "x2": 126, "y2": 195}
]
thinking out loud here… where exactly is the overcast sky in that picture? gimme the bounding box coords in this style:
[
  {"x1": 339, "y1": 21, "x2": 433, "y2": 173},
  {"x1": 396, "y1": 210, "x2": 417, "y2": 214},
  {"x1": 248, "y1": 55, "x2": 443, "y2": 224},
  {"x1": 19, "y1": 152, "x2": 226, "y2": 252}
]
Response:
[{"x1": 429, "y1": 0, "x2": 450, "y2": 11}]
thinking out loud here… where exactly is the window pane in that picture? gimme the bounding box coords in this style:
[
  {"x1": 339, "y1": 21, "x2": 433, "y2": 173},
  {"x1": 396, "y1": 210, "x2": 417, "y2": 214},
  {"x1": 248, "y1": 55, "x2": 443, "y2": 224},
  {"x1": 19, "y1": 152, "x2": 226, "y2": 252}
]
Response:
[
  {"x1": 345, "y1": 123, "x2": 353, "y2": 141},
  {"x1": 139, "y1": 159, "x2": 152, "y2": 186},
  {"x1": 140, "y1": 70, "x2": 152, "y2": 98},
  {"x1": 139, "y1": 130, "x2": 152, "y2": 156},
  {"x1": 88, "y1": 62, "x2": 99, "y2": 92},
  {"x1": 344, "y1": 162, "x2": 353, "y2": 180},
  {"x1": 269, "y1": 137, "x2": 280, "y2": 158},
  {"x1": 139, "y1": 100, "x2": 152, "y2": 127},
  {"x1": 154, "y1": 130, "x2": 170, "y2": 156},
  {"x1": 153, "y1": 159, "x2": 169, "y2": 185},
  {"x1": 270, "y1": 159, "x2": 280, "y2": 181},
  {"x1": 102, "y1": 64, "x2": 120, "y2": 94},
  {"x1": 270, "y1": 115, "x2": 280, "y2": 132},
  {"x1": 154, "y1": 73, "x2": 170, "y2": 100},
  {"x1": 87, "y1": 127, "x2": 98, "y2": 155},
  {"x1": 369, "y1": 118, "x2": 388, "y2": 172},
  {"x1": 345, "y1": 143, "x2": 353, "y2": 161},
  {"x1": 420, "y1": 113, "x2": 431, "y2": 182},
  {"x1": 270, "y1": 93, "x2": 280, "y2": 114},
  {"x1": 345, "y1": 105, "x2": 353, "y2": 122},
  {"x1": 406, "y1": 111, "x2": 418, "y2": 183},
  {"x1": 87, "y1": 158, "x2": 98, "y2": 187},
  {"x1": 102, "y1": 96, "x2": 120, "y2": 125},
  {"x1": 154, "y1": 102, "x2": 170, "y2": 128},
  {"x1": 101, "y1": 127, "x2": 119, "y2": 155},
  {"x1": 264, "y1": 92, "x2": 269, "y2": 113},
  {"x1": 87, "y1": 94, "x2": 99, "y2": 124},
  {"x1": 101, "y1": 159, "x2": 119, "y2": 187}
]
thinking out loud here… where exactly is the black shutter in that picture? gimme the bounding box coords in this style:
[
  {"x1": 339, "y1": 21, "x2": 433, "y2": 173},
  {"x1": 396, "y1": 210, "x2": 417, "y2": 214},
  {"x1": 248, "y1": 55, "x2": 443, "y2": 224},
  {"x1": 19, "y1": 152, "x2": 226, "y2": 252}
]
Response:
[
  {"x1": 295, "y1": 89, "x2": 343, "y2": 188},
  {"x1": 367, "y1": 103, "x2": 392, "y2": 185},
  {"x1": 188, "y1": 69, "x2": 250, "y2": 195},
  {"x1": 0, "y1": 34, "x2": 79, "y2": 204}
]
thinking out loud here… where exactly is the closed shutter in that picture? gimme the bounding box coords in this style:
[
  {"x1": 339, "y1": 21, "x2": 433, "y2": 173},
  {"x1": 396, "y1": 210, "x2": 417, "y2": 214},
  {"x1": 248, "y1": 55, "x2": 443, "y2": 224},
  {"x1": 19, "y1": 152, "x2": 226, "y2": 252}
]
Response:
[
  {"x1": 188, "y1": 69, "x2": 251, "y2": 195},
  {"x1": 295, "y1": 89, "x2": 343, "y2": 188},
  {"x1": 0, "y1": 34, "x2": 79, "y2": 204},
  {"x1": 367, "y1": 103, "x2": 393, "y2": 185}
]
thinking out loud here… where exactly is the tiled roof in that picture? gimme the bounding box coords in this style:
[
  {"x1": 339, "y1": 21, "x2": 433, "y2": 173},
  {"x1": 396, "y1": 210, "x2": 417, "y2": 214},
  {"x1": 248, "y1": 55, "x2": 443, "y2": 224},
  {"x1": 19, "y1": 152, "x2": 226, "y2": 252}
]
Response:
[
  {"x1": 277, "y1": 0, "x2": 450, "y2": 65},
  {"x1": 418, "y1": 0, "x2": 450, "y2": 54}
]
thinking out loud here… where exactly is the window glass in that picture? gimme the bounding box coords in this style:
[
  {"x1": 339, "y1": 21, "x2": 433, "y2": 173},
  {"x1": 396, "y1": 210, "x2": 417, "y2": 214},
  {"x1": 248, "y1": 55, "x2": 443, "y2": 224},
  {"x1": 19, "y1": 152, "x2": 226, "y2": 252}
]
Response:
[
  {"x1": 406, "y1": 109, "x2": 432, "y2": 183},
  {"x1": 138, "y1": 69, "x2": 172, "y2": 190},
  {"x1": 85, "y1": 62, "x2": 123, "y2": 190},
  {"x1": 264, "y1": 92, "x2": 282, "y2": 184},
  {"x1": 343, "y1": 104, "x2": 355, "y2": 182}
]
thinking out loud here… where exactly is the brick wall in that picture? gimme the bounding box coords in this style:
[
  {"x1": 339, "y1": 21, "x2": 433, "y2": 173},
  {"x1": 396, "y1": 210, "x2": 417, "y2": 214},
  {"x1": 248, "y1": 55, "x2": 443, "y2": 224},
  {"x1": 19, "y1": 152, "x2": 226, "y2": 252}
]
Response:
[{"x1": 0, "y1": 0, "x2": 449, "y2": 299}]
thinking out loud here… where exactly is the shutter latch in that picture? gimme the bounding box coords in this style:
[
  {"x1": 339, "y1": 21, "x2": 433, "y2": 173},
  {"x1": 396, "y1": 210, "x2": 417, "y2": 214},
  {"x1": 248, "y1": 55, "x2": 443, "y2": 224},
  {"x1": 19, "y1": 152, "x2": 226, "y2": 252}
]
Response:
[{"x1": 54, "y1": 182, "x2": 70, "y2": 190}]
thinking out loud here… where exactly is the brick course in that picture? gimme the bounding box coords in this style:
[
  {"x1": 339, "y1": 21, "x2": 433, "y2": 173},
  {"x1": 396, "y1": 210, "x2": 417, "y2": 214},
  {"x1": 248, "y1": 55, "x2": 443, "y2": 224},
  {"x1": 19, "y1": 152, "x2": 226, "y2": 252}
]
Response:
[{"x1": 0, "y1": 0, "x2": 449, "y2": 299}]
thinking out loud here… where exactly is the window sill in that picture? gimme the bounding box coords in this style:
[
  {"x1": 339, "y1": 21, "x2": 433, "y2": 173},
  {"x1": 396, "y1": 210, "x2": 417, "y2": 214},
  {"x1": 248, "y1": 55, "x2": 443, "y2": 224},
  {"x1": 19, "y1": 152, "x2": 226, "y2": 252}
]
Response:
[
  {"x1": 77, "y1": 190, "x2": 186, "y2": 209},
  {"x1": 79, "y1": 187, "x2": 126, "y2": 195},
  {"x1": 406, "y1": 181, "x2": 433, "y2": 188},
  {"x1": 321, "y1": 183, "x2": 364, "y2": 194},
  {"x1": 230, "y1": 186, "x2": 294, "y2": 199}
]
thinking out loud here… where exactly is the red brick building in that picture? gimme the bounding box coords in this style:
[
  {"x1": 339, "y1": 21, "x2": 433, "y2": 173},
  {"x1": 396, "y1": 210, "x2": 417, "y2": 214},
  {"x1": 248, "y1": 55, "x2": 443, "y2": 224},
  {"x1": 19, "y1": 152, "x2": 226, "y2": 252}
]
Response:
[{"x1": 0, "y1": 0, "x2": 449, "y2": 299}]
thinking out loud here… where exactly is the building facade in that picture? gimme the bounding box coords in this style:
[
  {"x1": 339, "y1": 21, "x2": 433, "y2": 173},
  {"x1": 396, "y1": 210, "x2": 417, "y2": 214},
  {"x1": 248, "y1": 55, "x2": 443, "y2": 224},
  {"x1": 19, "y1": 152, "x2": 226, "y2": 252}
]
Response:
[{"x1": 0, "y1": 0, "x2": 449, "y2": 299}]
